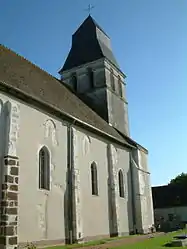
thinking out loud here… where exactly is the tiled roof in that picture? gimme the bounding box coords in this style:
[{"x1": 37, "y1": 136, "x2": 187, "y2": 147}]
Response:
[{"x1": 0, "y1": 44, "x2": 133, "y2": 148}]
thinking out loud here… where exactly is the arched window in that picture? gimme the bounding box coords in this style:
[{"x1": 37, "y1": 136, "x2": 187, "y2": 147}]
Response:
[
  {"x1": 118, "y1": 75, "x2": 123, "y2": 97},
  {"x1": 72, "y1": 74, "x2": 77, "y2": 91},
  {"x1": 110, "y1": 69, "x2": 115, "y2": 92},
  {"x1": 91, "y1": 162, "x2": 98, "y2": 195},
  {"x1": 39, "y1": 146, "x2": 50, "y2": 190},
  {"x1": 118, "y1": 170, "x2": 125, "y2": 198},
  {"x1": 88, "y1": 68, "x2": 94, "y2": 88}
]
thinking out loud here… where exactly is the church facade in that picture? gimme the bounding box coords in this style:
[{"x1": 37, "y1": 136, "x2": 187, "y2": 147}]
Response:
[{"x1": 0, "y1": 16, "x2": 154, "y2": 249}]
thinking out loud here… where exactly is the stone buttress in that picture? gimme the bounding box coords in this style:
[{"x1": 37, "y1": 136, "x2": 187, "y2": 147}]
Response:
[
  {"x1": 0, "y1": 101, "x2": 20, "y2": 249},
  {"x1": 107, "y1": 144, "x2": 120, "y2": 236}
]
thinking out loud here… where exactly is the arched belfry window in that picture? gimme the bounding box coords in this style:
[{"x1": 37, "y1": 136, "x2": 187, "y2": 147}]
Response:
[
  {"x1": 118, "y1": 170, "x2": 125, "y2": 198},
  {"x1": 72, "y1": 74, "x2": 77, "y2": 91},
  {"x1": 39, "y1": 146, "x2": 50, "y2": 190},
  {"x1": 91, "y1": 162, "x2": 98, "y2": 196},
  {"x1": 118, "y1": 75, "x2": 123, "y2": 97},
  {"x1": 110, "y1": 68, "x2": 115, "y2": 92},
  {"x1": 88, "y1": 68, "x2": 94, "y2": 88}
]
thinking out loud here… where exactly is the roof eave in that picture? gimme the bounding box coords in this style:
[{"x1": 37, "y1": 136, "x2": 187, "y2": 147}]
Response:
[
  {"x1": 59, "y1": 58, "x2": 105, "y2": 75},
  {"x1": 114, "y1": 127, "x2": 148, "y2": 153},
  {"x1": 0, "y1": 80, "x2": 134, "y2": 150}
]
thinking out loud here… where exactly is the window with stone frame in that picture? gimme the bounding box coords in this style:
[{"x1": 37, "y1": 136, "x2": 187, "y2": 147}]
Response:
[
  {"x1": 118, "y1": 75, "x2": 123, "y2": 97},
  {"x1": 110, "y1": 68, "x2": 115, "y2": 92},
  {"x1": 71, "y1": 74, "x2": 78, "y2": 91},
  {"x1": 118, "y1": 169, "x2": 125, "y2": 198},
  {"x1": 88, "y1": 68, "x2": 94, "y2": 88},
  {"x1": 91, "y1": 162, "x2": 98, "y2": 195},
  {"x1": 39, "y1": 146, "x2": 50, "y2": 190}
]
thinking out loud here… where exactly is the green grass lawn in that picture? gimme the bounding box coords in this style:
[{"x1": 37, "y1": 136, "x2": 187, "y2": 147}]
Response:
[
  {"x1": 45, "y1": 230, "x2": 187, "y2": 249},
  {"x1": 44, "y1": 234, "x2": 138, "y2": 249},
  {"x1": 115, "y1": 230, "x2": 187, "y2": 249},
  {"x1": 44, "y1": 235, "x2": 132, "y2": 249}
]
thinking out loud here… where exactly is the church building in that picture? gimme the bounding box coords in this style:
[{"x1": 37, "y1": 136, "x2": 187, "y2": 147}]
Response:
[{"x1": 0, "y1": 15, "x2": 154, "y2": 249}]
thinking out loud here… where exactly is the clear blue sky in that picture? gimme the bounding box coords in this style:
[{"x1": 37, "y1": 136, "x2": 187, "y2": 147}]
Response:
[{"x1": 1, "y1": 0, "x2": 187, "y2": 186}]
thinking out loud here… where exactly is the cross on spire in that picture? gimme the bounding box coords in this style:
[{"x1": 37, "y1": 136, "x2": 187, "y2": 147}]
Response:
[{"x1": 84, "y1": 4, "x2": 95, "y2": 15}]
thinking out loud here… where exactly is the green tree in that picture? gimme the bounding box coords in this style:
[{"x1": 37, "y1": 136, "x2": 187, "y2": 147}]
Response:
[{"x1": 169, "y1": 172, "x2": 187, "y2": 186}]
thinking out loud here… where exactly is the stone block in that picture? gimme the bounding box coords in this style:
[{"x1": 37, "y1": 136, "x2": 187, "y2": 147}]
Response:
[
  {"x1": 10, "y1": 168, "x2": 18, "y2": 176},
  {"x1": 0, "y1": 236, "x2": 6, "y2": 244},
  {"x1": 1, "y1": 215, "x2": 8, "y2": 221},
  {"x1": 5, "y1": 208, "x2": 17, "y2": 215},
  {"x1": 4, "y1": 160, "x2": 17, "y2": 166},
  {"x1": 8, "y1": 237, "x2": 17, "y2": 245},
  {"x1": 171, "y1": 238, "x2": 187, "y2": 247},
  {"x1": 7, "y1": 192, "x2": 17, "y2": 201},
  {"x1": 9, "y1": 185, "x2": 18, "y2": 192},
  {"x1": 2, "y1": 185, "x2": 8, "y2": 191},
  {"x1": 1, "y1": 202, "x2": 9, "y2": 207},
  {"x1": 4, "y1": 226, "x2": 15, "y2": 236},
  {"x1": 4, "y1": 176, "x2": 13, "y2": 184}
]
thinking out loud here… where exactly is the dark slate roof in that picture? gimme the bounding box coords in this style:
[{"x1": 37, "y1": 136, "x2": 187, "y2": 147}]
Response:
[
  {"x1": 60, "y1": 15, "x2": 119, "y2": 72},
  {"x1": 89, "y1": 15, "x2": 109, "y2": 38},
  {"x1": 0, "y1": 44, "x2": 133, "y2": 147},
  {"x1": 152, "y1": 185, "x2": 187, "y2": 209}
]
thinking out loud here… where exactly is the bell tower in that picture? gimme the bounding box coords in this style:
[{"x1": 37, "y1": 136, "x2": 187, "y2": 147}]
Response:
[{"x1": 59, "y1": 15, "x2": 129, "y2": 136}]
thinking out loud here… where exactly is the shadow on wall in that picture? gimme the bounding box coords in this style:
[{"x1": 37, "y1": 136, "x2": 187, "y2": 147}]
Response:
[
  {"x1": 127, "y1": 167, "x2": 135, "y2": 235},
  {"x1": 64, "y1": 169, "x2": 70, "y2": 244},
  {"x1": 106, "y1": 145, "x2": 118, "y2": 238},
  {"x1": 107, "y1": 176, "x2": 118, "y2": 237},
  {"x1": 107, "y1": 176, "x2": 112, "y2": 236}
]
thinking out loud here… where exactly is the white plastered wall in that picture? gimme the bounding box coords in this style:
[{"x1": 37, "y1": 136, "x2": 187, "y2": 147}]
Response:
[{"x1": 0, "y1": 92, "x2": 68, "y2": 243}]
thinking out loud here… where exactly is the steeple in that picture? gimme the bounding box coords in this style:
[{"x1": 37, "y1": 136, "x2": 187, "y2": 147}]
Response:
[
  {"x1": 59, "y1": 15, "x2": 119, "y2": 73},
  {"x1": 59, "y1": 16, "x2": 130, "y2": 136}
]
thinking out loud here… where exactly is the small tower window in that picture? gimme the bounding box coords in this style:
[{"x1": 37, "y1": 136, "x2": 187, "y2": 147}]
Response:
[
  {"x1": 88, "y1": 68, "x2": 94, "y2": 88},
  {"x1": 39, "y1": 146, "x2": 50, "y2": 190},
  {"x1": 110, "y1": 69, "x2": 115, "y2": 92},
  {"x1": 91, "y1": 162, "x2": 98, "y2": 195},
  {"x1": 71, "y1": 74, "x2": 77, "y2": 91},
  {"x1": 118, "y1": 75, "x2": 123, "y2": 97},
  {"x1": 118, "y1": 170, "x2": 125, "y2": 198}
]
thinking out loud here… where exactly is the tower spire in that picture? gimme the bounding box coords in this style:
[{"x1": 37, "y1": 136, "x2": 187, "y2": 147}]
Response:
[{"x1": 60, "y1": 16, "x2": 129, "y2": 135}]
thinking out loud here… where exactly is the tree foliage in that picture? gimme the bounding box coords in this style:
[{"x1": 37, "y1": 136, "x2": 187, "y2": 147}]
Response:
[{"x1": 169, "y1": 172, "x2": 187, "y2": 186}]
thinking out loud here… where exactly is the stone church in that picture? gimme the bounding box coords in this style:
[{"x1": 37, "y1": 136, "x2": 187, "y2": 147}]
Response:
[{"x1": 0, "y1": 15, "x2": 154, "y2": 248}]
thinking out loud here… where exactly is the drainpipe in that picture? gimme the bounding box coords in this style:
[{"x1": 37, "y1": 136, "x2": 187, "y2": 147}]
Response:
[{"x1": 67, "y1": 120, "x2": 76, "y2": 244}]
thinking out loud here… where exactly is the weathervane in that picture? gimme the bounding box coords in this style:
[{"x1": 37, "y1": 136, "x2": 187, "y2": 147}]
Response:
[{"x1": 84, "y1": 4, "x2": 95, "y2": 15}]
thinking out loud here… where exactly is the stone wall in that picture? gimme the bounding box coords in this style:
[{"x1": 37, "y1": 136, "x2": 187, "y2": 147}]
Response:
[
  {"x1": 0, "y1": 93, "x2": 68, "y2": 244},
  {"x1": 0, "y1": 156, "x2": 19, "y2": 249}
]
